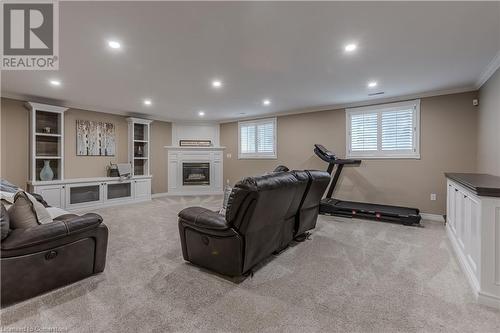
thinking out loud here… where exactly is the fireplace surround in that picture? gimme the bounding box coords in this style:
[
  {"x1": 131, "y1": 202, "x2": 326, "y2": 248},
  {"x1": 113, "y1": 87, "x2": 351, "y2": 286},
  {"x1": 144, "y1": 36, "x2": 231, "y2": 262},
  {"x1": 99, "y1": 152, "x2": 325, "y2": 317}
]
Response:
[{"x1": 165, "y1": 146, "x2": 225, "y2": 195}]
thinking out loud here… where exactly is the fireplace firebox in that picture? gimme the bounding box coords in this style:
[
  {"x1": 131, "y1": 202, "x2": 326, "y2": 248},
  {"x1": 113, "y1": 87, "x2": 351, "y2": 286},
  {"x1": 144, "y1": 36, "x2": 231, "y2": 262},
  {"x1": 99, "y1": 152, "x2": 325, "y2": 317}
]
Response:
[{"x1": 183, "y1": 162, "x2": 210, "y2": 186}]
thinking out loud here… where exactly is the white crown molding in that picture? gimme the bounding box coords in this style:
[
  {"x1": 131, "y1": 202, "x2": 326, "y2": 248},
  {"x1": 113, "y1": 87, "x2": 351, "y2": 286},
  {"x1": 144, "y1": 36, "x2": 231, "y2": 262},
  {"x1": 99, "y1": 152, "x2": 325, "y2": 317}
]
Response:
[
  {"x1": 0, "y1": 91, "x2": 170, "y2": 123},
  {"x1": 218, "y1": 85, "x2": 476, "y2": 124},
  {"x1": 476, "y1": 49, "x2": 500, "y2": 89}
]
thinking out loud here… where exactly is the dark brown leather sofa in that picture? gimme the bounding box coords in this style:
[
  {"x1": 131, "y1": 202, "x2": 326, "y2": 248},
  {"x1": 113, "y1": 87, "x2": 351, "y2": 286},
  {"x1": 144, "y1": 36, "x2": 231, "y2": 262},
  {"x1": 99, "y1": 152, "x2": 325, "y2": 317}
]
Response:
[
  {"x1": 178, "y1": 170, "x2": 330, "y2": 277},
  {"x1": 1, "y1": 212, "x2": 108, "y2": 306}
]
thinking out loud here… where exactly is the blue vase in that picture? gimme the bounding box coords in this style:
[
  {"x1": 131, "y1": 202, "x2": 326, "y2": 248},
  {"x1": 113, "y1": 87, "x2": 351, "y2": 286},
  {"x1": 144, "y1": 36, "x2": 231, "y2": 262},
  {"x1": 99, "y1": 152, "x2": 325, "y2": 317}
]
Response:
[{"x1": 40, "y1": 160, "x2": 54, "y2": 181}]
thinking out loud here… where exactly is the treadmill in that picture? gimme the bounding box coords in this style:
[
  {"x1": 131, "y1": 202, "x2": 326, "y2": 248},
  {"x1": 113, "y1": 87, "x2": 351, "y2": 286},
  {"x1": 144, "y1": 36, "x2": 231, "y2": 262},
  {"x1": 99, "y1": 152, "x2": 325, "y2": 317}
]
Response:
[{"x1": 314, "y1": 144, "x2": 421, "y2": 226}]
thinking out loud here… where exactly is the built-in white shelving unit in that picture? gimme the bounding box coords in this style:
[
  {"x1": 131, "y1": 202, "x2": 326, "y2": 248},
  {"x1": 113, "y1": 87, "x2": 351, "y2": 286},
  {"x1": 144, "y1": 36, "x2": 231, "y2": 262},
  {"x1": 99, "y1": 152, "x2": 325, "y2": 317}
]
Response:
[
  {"x1": 127, "y1": 117, "x2": 153, "y2": 177},
  {"x1": 26, "y1": 102, "x2": 68, "y2": 183}
]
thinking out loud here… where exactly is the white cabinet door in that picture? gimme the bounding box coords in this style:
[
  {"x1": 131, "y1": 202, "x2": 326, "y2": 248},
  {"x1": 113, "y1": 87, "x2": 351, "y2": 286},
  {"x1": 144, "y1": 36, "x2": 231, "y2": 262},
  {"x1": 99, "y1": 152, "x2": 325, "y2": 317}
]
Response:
[
  {"x1": 65, "y1": 182, "x2": 104, "y2": 209},
  {"x1": 134, "y1": 179, "x2": 151, "y2": 201},
  {"x1": 37, "y1": 185, "x2": 64, "y2": 208},
  {"x1": 447, "y1": 183, "x2": 455, "y2": 230},
  {"x1": 466, "y1": 195, "x2": 481, "y2": 275},
  {"x1": 456, "y1": 189, "x2": 465, "y2": 249}
]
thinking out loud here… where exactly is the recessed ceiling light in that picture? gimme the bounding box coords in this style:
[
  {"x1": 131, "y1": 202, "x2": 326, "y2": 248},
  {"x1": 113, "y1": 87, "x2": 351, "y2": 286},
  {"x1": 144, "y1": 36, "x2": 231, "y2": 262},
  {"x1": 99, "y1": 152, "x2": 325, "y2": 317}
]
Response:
[
  {"x1": 49, "y1": 79, "x2": 61, "y2": 86},
  {"x1": 368, "y1": 81, "x2": 378, "y2": 88},
  {"x1": 262, "y1": 99, "x2": 271, "y2": 106},
  {"x1": 211, "y1": 80, "x2": 222, "y2": 88},
  {"x1": 143, "y1": 99, "x2": 152, "y2": 106},
  {"x1": 344, "y1": 43, "x2": 357, "y2": 53},
  {"x1": 198, "y1": 111, "x2": 205, "y2": 117},
  {"x1": 108, "y1": 40, "x2": 121, "y2": 49}
]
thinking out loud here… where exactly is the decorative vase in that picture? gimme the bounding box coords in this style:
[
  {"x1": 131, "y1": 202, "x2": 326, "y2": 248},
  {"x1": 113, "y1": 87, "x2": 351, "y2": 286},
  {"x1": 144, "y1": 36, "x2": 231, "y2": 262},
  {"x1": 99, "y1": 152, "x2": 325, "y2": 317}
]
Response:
[
  {"x1": 137, "y1": 145, "x2": 143, "y2": 157},
  {"x1": 40, "y1": 160, "x2": 54, "y2": 181}
]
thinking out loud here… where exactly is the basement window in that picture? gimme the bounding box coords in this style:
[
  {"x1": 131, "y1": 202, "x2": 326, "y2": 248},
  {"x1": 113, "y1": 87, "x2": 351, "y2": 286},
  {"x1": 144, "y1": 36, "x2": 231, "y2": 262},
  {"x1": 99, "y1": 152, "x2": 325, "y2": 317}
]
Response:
[
  {"x1": 346, "y1": 100, "x2": 420, "y2": 159},
  {"x1": 238, "y1": 117, "x2": 277, "y2": 159}
]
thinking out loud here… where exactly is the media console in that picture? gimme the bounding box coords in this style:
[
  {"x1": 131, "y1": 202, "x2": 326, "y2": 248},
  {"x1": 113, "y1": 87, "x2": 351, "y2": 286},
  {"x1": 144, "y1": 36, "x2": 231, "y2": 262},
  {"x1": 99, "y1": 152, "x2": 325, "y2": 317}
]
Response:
[{"x1": 28, "y1": 176, "x2": 152, "y2": 211}]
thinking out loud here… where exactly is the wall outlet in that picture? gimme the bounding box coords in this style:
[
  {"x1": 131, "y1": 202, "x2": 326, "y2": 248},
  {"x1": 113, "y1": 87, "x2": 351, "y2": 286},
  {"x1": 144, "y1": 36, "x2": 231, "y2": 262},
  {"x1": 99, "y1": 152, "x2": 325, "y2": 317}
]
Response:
[
  {"x1": 226, "y1": 153, "x2": 232, "y2": 159},
  {"x1": 430, "y1": 193, "x2": 437, "y2": 201}
]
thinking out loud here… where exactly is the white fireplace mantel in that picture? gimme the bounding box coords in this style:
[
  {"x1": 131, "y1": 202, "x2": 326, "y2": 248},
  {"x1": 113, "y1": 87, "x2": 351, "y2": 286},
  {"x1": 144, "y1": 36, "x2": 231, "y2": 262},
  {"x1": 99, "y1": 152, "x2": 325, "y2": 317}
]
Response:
[
  {"x1": 165, "y1": 145, "x2": 225, "y2": 195},
  {"x1": 164, "y1": 146, "x2": 226, "y2": 151}
]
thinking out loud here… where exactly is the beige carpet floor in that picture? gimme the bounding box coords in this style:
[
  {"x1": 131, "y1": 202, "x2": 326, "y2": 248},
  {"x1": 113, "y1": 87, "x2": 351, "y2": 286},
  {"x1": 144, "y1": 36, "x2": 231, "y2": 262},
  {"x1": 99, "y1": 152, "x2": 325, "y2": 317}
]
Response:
[{"x1": 1, "y1": 195, "x2": 500, "y2": 332}]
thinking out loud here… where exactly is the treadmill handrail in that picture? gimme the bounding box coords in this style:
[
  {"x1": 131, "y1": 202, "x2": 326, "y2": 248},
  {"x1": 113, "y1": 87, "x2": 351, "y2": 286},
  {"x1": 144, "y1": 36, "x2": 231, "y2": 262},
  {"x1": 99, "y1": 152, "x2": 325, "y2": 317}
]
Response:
[{"x1": 314, "y1": 144, "x2": 361, "y2": 165}]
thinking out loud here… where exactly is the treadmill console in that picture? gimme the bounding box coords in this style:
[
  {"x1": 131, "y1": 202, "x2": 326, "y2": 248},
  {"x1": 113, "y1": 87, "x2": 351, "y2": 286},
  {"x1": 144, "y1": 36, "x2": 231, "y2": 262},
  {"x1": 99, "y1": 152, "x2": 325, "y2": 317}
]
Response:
[{"x1": 314, "y1": 144, "x2": 336, "y2": 160}]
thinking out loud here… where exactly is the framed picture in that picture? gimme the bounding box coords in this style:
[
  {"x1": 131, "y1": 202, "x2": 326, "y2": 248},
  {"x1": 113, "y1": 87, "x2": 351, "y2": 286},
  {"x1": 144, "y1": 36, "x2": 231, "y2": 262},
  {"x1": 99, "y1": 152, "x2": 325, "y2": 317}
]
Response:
[
  {"x1": 179, "y1": 140, "x2": 212, "y2": 147},
  {"x1": 76, "y1": 120, "x2": 116, "y2": 156}
]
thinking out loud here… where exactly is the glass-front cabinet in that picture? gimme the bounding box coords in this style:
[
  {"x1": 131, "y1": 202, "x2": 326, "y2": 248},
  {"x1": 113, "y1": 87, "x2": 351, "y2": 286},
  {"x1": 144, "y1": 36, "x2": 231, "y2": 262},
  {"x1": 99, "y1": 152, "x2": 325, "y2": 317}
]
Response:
[
  {"x1": 127, "y1": 118, "x2": 153, "y2": 177},
  {"x1": 106, "y1": 181, "x2": 132, "y2": 201},
  {"x1": 26, "y1": 102, "x2": 68, "y2": 182}
]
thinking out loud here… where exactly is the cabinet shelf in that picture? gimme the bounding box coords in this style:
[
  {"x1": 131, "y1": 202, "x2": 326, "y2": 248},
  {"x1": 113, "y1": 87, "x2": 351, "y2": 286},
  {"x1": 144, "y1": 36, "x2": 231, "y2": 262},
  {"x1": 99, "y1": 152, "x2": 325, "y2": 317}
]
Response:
[
  {"x1": 35, "y1": 133, "x2": 62, "y2": 137},
  {"x1": 35, "y1": 156, "x2": 62, "y2": 159}
]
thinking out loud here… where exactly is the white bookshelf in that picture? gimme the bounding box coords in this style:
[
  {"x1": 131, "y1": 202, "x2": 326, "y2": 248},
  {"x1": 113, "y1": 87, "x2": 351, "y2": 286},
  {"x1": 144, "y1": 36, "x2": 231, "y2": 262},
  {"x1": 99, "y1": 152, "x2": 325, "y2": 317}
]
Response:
[
  {"x1": 26, "y1": 102, "x2": 68, "y2": 182},
  {"x1": 127, "y1": 118, "x2": 153, "y2": 177}
]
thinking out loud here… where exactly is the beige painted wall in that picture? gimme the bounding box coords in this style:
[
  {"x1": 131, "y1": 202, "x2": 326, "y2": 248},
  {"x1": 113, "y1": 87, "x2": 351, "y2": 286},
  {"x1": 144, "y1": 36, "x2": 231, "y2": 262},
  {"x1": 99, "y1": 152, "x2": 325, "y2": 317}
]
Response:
[
  {"x1": 151, "y1": 121, "x2": 172, "y2": 194},
  {"x1": 221, "y1": 91, "x2": 479, "y2": 215},
  {"x1": 0, "y1": 98, "x2": 171, "y2": 193},
  {"x1": 64, "y1": 108, "x2": 129, "y2": 179},
  {"x1": 477, "y1": 68, "x2": 500, "y2": 176},
  {"x1": 1, "y1": 98, "x2": 29, "y2": 189}
]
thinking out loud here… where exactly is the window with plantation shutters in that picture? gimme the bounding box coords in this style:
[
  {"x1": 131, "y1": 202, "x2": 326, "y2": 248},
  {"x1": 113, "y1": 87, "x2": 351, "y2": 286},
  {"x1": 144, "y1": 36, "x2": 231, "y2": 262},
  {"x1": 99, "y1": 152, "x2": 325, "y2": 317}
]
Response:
[
  {"x1": 238, "y1": 117, "x2": 277, "y2": 159},
  {"x1": 346, "y1": 100, "x2": 420, "y2": 159}
]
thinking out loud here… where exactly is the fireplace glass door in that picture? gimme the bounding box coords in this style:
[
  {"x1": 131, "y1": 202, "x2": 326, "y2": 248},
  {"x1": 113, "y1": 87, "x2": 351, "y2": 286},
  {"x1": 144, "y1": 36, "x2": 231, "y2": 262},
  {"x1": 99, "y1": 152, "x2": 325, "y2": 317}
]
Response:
[{"x1": 183, "y1": 163, "x2": 210, "y2": 186}]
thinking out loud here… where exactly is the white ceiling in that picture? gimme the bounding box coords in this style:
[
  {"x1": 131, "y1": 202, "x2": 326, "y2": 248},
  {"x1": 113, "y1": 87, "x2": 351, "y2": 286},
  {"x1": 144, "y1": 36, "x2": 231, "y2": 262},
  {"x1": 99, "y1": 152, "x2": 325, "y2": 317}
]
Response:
[{"x1": 2, "y1": 1, "x2": 500, "y2": 122}]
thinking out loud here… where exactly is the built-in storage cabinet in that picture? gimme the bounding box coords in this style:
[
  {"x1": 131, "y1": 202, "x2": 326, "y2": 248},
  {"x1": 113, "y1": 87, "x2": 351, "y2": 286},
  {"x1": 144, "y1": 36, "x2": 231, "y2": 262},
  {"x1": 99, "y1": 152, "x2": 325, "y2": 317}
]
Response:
[
  {"x1": 446, "y1": 175, "x2": 500, "y2": 309},
  {"x1": 29, "y1": 177, "x2": 151, "y2": 211},
  {"x1": 128, "y1": 118, "x2": 152, "y2": 177},
  {"x1": 26, "y1": 102, "x2": 68, "y2": 182}
]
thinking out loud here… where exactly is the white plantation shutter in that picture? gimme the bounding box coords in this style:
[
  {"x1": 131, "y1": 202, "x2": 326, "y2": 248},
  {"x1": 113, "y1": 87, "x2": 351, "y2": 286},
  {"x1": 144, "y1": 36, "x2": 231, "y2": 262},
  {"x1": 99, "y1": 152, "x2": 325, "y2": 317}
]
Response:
[
  {"x1": 350, "y1": 112, "x2": 378, "y2": 152},
  {"x1": 381, "y1": 108, "x2": 414, "y2": 151},
  {"x1": 239, "y1": 118, "x2": 277, "y2": 158},
  {"x1": 346, "y1": 100, "x2": 420, "y2": 159},
  {"x1": 240, "y1": 123, "x2": 256, "y2": 154}
]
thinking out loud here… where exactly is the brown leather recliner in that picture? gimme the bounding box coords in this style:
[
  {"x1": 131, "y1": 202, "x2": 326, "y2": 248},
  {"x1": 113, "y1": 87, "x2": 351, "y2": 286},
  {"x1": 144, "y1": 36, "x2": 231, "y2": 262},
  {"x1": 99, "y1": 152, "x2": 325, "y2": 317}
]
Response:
[
  {"x1": 178, "y1": 170, "x2": 330, "y2": 277},
  {"x1": 1, "y1": 212, "x2": 108, "y2": 306}
]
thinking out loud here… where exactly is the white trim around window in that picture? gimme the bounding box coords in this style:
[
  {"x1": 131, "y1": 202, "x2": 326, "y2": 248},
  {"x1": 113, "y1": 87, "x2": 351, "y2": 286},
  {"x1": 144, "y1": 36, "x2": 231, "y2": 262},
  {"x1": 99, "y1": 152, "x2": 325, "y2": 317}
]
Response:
[
  {"x1": 346, "y1": 99, "x2": 421, "y2": 159},
  {"x1": 238, "y1": 117, "x2": 277, "y2": 159}
]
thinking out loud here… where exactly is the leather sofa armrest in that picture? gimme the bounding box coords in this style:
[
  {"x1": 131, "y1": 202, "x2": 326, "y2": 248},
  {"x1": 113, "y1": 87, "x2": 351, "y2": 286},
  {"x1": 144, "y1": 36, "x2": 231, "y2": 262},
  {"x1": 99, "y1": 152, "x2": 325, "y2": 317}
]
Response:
[
  {"x1": 1, "y1": 213, "x2": 103, "y2": 251},
  {"x1": 178, "y1": 207, "x2": 229, "y2": 230}
]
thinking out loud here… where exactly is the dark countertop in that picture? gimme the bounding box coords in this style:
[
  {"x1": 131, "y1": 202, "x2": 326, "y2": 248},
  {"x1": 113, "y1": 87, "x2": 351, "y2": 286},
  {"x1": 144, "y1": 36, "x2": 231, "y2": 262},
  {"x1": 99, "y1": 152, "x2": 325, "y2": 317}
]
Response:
[{"x1": 445, "y1": 173, "x2": 500, "y2": 197}]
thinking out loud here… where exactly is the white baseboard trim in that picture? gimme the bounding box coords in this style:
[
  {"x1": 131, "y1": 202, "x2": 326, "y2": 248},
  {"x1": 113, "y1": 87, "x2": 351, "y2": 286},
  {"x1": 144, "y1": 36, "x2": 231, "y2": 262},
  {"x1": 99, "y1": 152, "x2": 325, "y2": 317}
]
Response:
[
  {"x1": 477, "y1": 291, "x2": 500, "y2": 310},
  {"x1": 151, "y1": 192, "x2": 169, "y2": 198},
  {"x1": 420, "y1": 213, "x2": 445, "y2": 222}
]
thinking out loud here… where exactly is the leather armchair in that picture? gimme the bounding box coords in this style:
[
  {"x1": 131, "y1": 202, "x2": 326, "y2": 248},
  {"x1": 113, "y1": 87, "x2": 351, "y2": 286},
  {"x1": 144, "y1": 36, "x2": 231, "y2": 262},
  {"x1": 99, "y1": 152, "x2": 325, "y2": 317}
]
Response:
[
  {"x1": 1, "y1": 212, "x2": 108, "y2": 306},
  {"x1": 178, "y1": 170, "x2": 329, "y2": 277}
]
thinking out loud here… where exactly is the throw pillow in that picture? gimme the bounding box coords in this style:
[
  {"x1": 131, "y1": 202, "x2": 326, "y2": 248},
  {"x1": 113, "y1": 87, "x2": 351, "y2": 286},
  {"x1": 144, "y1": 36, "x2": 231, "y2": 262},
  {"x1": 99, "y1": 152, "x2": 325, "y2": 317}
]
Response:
[
  {"x1": 1, "y1": 203, "x2": 10, "y2": 240},
  {"x1": 25, "y1": 192, "x2": 52, "y2": 224},
  {"x1": 8, "y1": 192, "x2": 39, "y2": 229},
  {"x1": 219, "y1": 185, "x2": 233, "y2": 216}
]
